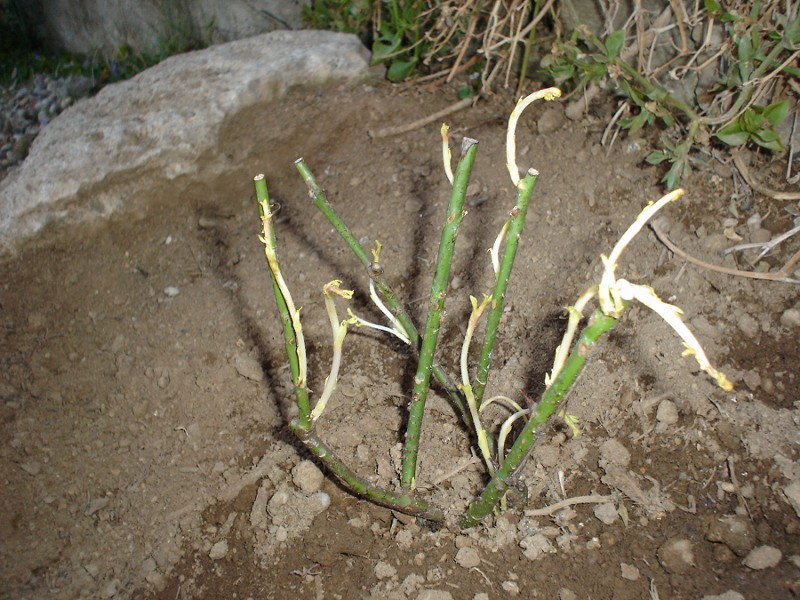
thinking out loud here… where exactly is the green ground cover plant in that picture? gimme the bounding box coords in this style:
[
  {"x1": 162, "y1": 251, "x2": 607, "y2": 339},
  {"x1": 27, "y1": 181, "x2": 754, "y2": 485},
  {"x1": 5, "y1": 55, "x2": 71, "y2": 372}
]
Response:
[{"x1": 304, "y1": 1, "x2": 799, "y2": 189}]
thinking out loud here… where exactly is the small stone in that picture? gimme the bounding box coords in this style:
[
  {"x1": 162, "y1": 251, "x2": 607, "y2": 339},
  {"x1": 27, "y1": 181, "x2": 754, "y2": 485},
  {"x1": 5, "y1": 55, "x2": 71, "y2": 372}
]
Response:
[
  {"x1": 780, "y1": 308, "x2": 800, "y2": 329},
  {"x1": 736, "y1": 313, "x2": 759, "y2": 339},
  {"x1": 163, "y1": 286, "x2": 180, "y2": 297},
  {"x1": 84, "y1": 564, "x2": 99, "y2": 578},
  {"x1": 558, "y1": 589, "x2": 578, "y2": 600},
  {"x1": 520, "y1": 533, "x2": 554, "y2": 561},
  {"x1": 656, "y1": 400, "x2": 679, "y2": 425},
  {"x1": 657, "y1": 538, "x2": 695, "y2": 574},
  {"x1": 141, "y1": 557, "x2": 157, "y2": 574},
  {"x1": 396, "y1": 529, "x2": 413, "y2": 549},
  {"x1": 784, "y1": 479, "x2": 800, "y2": 517},
  {"x1": 593, "y1": 502, "x2": 618, "y2": 525},
  {"x1": 292, "y1": 460, "x2": 324, "y2": 494},
  {"x1": 743, "y1": 545, "x2": 782, "y2": 570},
  {"x1": 85, "y1": 497, "x2": 109, "y2": 516},
  {"x1": 700, "y1": 592, "x2": 744, "y2": 600},
  {"x1": 455, "y1": 546, "x2": 481, "y2": 569},
  {"x1": 620, "y1": 562, "x2": 640, "y2": 581},
  {"x1": 233, "y1": 353, "x2": 263, "y2": 381},
  {"x1": 20, "y1": 461, "x2": 41, "y2": 476},
  {"x1": 416, "y1": 591, "x2": 453, "y2": 600},
  {"x1": 501, "y1": 580, "x2": 520, "y2": 596},
  {"x1": 375, "y1": 560, "x2": 397, "y2": 579},
  {"x1": 100, "y1": 579, "x2": 121, "y2": 598},
  {"x1": 209, "y1": 539, "x2": 228, "y2": 560},
  {"x1": 599, "y1": 438, "x2": 630, "y2": 467}
]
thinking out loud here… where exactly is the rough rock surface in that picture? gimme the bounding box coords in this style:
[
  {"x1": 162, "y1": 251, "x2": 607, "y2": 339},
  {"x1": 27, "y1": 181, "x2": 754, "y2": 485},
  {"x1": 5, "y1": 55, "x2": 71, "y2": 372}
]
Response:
[
  {"x1": 19, "y1": 0, "x2": 307, "y2": 57},
  {"x1": 0, "y1": 30, "x2": 370, "y2": 255}
]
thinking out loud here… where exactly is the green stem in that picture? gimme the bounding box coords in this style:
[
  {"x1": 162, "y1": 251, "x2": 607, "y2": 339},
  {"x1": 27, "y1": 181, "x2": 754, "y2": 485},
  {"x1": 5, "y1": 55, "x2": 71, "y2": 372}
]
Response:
[
  {"x1": 401, "y1": 138, "x2": 479, "y2": 490},
  {"x1": 290, "y1": 419, "x2": 444, "y2": 523},
  {"x1": 255, "y1": 175, "x2": 311, "y2": 428},
  {"x1": 460, "y1": 309, "x2": 618, "y2": 528},
  {"x1": 294, "y1": 158, "x2": 472, "y2": 428},
  {"x1": 473, "y1": 169, "x2": 538, "y2": 406}
]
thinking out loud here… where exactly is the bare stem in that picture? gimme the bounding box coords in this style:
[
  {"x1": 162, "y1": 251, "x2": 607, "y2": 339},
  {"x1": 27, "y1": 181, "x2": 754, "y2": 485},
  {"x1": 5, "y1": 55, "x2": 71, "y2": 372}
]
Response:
[
  {"x1": 401, "y1": 138, "x2": 479, "y2": 490},
  {"x1": 473, "y1": 169, "x2": 539, "y2": 405},
  {"x1": 290, "y1": 419, "x2": 444, "y2": 523},
  {"x1": 461, "y1": 309, "x2": 619, "y2": 528},
  {"x1": 255, "y1": 174, "x2": 311, "y2": 429},
  {"x1": 294, "y1": 158, "x2": 473, "y2": 429}
]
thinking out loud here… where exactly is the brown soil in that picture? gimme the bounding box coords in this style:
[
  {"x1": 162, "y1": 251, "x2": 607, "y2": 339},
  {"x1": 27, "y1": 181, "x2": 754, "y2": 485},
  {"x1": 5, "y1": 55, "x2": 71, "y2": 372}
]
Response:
[{"x1": 1, "y1": 81, "x2": 799, "y2": 600}]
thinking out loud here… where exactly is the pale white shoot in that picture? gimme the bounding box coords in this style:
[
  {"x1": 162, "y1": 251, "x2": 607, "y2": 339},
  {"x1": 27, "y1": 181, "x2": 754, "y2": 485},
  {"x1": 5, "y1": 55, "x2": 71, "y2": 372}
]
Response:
[
  {"x1": 546, "y1": 286, "x2": 598, "y2": 387},
  {"x1": 614, "y1": 279, "x2": 733, "y2": 391},
  {"x1": 441, "y1": 123, "x2": 454, "y2": 185},
  {"x1": 260, "y1": 207, "x2": 308, "y2": 388},
  {"x1": 367, "y1": 278, "x2": 411, "y2": 344},
  {"x1": 310, "y1": 281, "x2": 355, "y2": 422},
  {"x1": 347, "y1": 307, "x2": 410, "y2": 344},
  {"x1": 480, "y1": 394, "x2": 524, "y2": 413},
  {"x1": 594, "y1": 188, "x2": 732, "y2": 392},
  {"x1": 506, "y1": 87, "x2": 562, "y2": 187},
  {"x1": 490, "y1": 220, "x2": 511, "y2": 275},
  {"x1": 598, "y1": 188, "x2": 684, "y2": 316},
  {"x1": 497, "y1": 409, "x2": 530, "y2": 464},
  {"x1": 459, "y1": 294, "x2": 496, "y2": 475}
]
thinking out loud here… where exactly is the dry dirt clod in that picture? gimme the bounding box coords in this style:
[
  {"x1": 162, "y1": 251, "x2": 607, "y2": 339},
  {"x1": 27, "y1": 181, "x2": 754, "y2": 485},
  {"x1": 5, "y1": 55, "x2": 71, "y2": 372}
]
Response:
[
  {"x1": 700, "y1": 592, "x2": 745, "y2": 600},
  {"x1": 593, "y1": 502, "x2": 618, "y2": 525},
  {"x1": 598, "y1": 438, "x2": 631, "y2": 467},
  {"x1": 743, "y1": 545, "x2": 782, "y2": 570},
  {"x1": 656, "y1": 399, "x2": 679, "y2": 426},
  {"x1": 455, "y1": 546, "x2": 480, "y2": 569},
  {"x1": 209, "y1": 539, "x2": 228, "y2": 560},
  {"x1": 781, "y1": 308, "x2": 800, "y2": 328},
  {"x1": 706, "y1": 514, "x2": 756, "y2": 557},
  {"x1": 415, "y1": 590, "x2": 453, "y2": 600},
  {"x1": 784, "y1": 479, "x2": 800, "y2": 517},
  {"x1": 374, "y1": 560, "x2": 397, "y2": 579},
  {"x1": 657, "y1": 537, "x2": 695, "y2": 574},
  {"x1": 292, "y1": 460, "x2": 324, "y2": 494},
  {"x1": 233, "y1": 352, "x2": 263, "y2": 381},
  {"x1": 620, "y1": 562, "x2": 640, "y2": 581}
]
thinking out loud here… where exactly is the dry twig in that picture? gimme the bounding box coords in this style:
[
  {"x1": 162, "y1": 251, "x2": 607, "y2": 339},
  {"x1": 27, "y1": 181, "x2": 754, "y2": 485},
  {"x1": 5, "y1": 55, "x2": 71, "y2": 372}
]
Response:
[
  {"x1": 651, "y1": 221, "x2": 800, "y2": 284},
  {"x1": 368, "y1": 96, "x2": 476, "y2": 138}
]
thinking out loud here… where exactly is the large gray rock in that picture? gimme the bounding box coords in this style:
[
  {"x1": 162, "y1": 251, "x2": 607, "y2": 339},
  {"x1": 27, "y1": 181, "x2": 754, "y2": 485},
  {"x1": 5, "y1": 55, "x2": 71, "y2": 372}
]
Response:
[
  {"x1": 0, "y1": 30, "x2": 370, "y2": 256},
  {"x1": 18, "y1": 0, "x2": 309, "y2": 57}
]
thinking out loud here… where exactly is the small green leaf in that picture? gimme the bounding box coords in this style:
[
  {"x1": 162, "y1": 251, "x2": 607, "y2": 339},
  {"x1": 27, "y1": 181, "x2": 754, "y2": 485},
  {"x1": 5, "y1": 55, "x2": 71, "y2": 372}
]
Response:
[
  {"x1": 704, "y1": 0, "x2": 720, "y2": 15},
  {"x1": 372, "y1": 38, "x2": 401, "y2": 61},
  {"x1": 457, "y1": 86, "x2": 475, "y2": 100},
  {"x1": 605, "y1": 30, "x2": 625, "y2": 60},
  {"x1": 763, "y1": 100, "x2": 789, "y2": 126},
  {"x1": 664, "y1": 161, "x2": 681, "y2": 190},
  {"x1": 737, "y1": 35, "x2": 754, "y2": 62},
  {"x1": 751, "y1": 128, "x2": 785, "y2": 152},
  {"x1": 740, "y1": 108, "x2": 762, "y2": 133},
  {"x1": 716, "y1": 121, "x2": 749, "y2": 146},
  {"x1": 622, "y1": 110, "x2": 651, "y2": 135},
  {"x1": 646, "y1": 150, "x2": 670, "y2": 165},
  {"x1": 386, "y1": 58, "x2": 417, "y2": 82}
]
